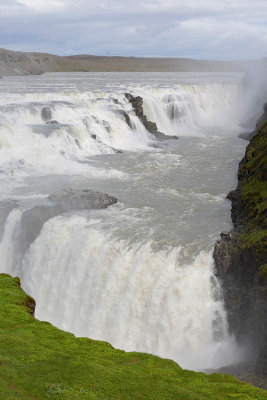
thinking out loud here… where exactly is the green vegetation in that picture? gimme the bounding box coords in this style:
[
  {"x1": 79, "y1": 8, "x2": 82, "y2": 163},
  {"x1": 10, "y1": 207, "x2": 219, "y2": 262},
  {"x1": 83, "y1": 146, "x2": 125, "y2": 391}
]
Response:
[
  {"x1": 258, "y1": 264, "x2": 267, "y2": 280},
  {"x1": 0, "y1": 273, "x2": 265, "y2": 399},
  {"x1": 239, "y1": 122, "x2": 267, "y2": 270}
]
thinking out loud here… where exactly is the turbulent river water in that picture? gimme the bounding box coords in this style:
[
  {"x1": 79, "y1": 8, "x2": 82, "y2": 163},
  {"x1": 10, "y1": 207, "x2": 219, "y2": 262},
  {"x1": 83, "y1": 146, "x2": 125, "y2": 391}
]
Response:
[{"x1": 0, "y1": 72, "x2": 248, "y2": 371}]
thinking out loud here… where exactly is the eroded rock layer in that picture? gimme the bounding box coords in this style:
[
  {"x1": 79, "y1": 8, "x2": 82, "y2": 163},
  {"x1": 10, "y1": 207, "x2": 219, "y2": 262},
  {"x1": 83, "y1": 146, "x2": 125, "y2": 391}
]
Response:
[{"x1": 214, "y1": 121, "x2": 267, "y2": 380}]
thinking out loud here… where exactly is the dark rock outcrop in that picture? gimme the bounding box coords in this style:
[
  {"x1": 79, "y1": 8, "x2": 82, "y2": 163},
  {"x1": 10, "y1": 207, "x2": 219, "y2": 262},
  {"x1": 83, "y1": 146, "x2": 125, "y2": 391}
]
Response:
[
  {"x1": 124, "y1": 93, "x2": 178, "y2": 139},
  {"x1": 41, "y1": 107, "x2": 60, "y2": 126},
  {"x1": 214, "y1": 231, "x2": 266, "y2": 362},
  {"x1": 49, "y1": 188, "x2": 117, "y2": 211},
  {"x1": 19, "y1": 189, "x2": 117, "y2": 261},
  {"x1": 41, "y1": 106, "x2": 52, "y2": 122},
  {"x1": 122, "y1": 111, "x2": 134, "y2": 129},
  {"x1": 47, "y1": 120, "x2": 59, "y2": 125},
  {"x1": 26, "y1": 293, "x2": 36, "y2": 316},
  {"x1": 125, "y1": 93, "x2": 158, "y2": 135},
  {"x1": 213, "y1": 121, "x2": 267, "y2": 381}
]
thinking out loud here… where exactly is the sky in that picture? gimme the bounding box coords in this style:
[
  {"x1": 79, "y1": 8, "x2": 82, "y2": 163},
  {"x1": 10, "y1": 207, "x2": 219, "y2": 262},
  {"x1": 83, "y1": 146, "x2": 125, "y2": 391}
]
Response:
[{"x1": 0, "y1": 0, "x2": 266, "y2": 59}]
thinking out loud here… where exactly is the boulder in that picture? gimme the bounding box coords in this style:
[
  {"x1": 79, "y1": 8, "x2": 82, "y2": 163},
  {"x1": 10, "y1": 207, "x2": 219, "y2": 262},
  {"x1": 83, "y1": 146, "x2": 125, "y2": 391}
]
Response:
[
  {"x1": 19, "y1": 189, "x2": 117, "y2": 260},
  {"x1": 49, "y1": 188, "x2": 117, "y2": 211}
]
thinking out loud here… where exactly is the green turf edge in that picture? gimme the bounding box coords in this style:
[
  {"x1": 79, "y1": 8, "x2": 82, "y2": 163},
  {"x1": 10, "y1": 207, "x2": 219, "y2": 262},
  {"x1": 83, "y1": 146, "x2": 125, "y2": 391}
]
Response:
[
  {"x1": 238, "y1": 122, "x2": 267, "y2": 277},
  {"x1": 0, "y1": 273, "x2": 266, "y2": 399}
]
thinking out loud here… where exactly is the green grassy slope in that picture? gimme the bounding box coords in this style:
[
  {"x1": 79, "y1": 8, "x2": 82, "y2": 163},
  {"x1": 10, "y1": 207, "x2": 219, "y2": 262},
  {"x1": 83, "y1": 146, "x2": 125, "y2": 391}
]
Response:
[
  {"x1": 238, "y1": 122, "x2": 267, "y2": 277},
  {"x1": 0, "y1": 274, "x2": 266, "y2": 399}
]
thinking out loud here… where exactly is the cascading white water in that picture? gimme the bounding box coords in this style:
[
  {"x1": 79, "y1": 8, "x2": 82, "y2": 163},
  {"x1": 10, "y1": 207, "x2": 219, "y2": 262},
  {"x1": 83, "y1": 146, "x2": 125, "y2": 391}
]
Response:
[
  {"x1": 0, "y1": 72, "x2": 247, "y2": 371},
  {"x1": 0, "y1": 207, "x2": 241, "y2": 371},
  {"x1": 19, "y1": 214, "x2": 242, "y2": 371},
  {"x1": 0, "y1": 92, "x2": 151, "y2": 186},
  {"x1": 140, "y1": 84, "x2": 241, "y2": 136},
  {"x1": 0, "y1": 78, "x2": 241, "y2": 196}
]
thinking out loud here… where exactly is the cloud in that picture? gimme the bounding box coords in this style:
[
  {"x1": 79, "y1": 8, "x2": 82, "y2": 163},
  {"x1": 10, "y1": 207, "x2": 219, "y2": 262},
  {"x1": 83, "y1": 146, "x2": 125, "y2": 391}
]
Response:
[
  {"x1": 0, "y1": 0, "x2": 266, "y2": 59},
  {"x1": 17, "y1": 0, "x2": 65, "y2": 12},
  {"x1": 158, "y1": 17, "x2": 267, "y2": 59}
]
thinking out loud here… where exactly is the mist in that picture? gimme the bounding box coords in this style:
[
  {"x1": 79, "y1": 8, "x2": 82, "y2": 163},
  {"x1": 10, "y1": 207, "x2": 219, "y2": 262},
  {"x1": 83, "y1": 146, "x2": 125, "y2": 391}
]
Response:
[{"x1": 240, "y1": 58, "x2": 267, "y2": 128}]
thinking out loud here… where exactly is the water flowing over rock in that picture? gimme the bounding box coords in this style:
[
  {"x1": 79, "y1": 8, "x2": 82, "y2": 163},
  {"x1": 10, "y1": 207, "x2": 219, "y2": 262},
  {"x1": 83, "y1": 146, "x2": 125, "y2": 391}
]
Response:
[
  {"x1": 11, "y1": 189, "x2": 118, "y2": 271},
  {"x1": 41, "y1": 106, "x2": 52, "y2": 123},
  {"x1": 125, "y1": 92, "x2": 179, "y2": 139},
  {"x1": 49, "y1": 188, "x2": 117, "y2": 211},
  {"x1": 125, "y1": 92, "x2": 158, "y2": 134},
  {"x1": 24, "y1": 188, "x2": 117, "y2": 237},
  {"x1": 0, "y1": 72, "x2": 249, "y2": 376}
]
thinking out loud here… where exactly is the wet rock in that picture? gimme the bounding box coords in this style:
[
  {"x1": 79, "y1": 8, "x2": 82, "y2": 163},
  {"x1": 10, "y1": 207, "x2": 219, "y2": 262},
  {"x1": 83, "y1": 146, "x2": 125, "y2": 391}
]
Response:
[
  {"x1": 220, "y1": 231, "x2": 232, "y2": 241},
  {"x1": 26, "y1": 295, "x2": 36, "y2": 316},
  {"x1": 41, "y1": 106, "x2": 51, "y2": 122},
  {"x1": 123, "y1": 112, "x2": 134, "y2": 129},
  {"x1": 214, "y1": 234, "x2": 266, "y2": 376},
  {"x1": 213, "y1": 119, "x2": 267, "y2": 381},
  {"x1": 206, "y1": 362, "x2": 267, "y2": 389},
  {"x1": 46, "y1": 120, "x2": 59, "y2": 125},
  {"x1": 124, "y1": 92, "x2": 179, "y2": 139},
  {"x1": 125, "y1": 92, "x2": 158, "y2": 135},
  {"x1": 145, "y1": 120, "x2": 158, "y2": 133},
  {"x1": 49, "y1": 188, "x2": 117, "y2": 211},
  {"x1": 19, "y1": 189, "x2": 117, "y2": 260},
  {"x1": 226, "y1": 188, "x2": 246, "y2": 228}
]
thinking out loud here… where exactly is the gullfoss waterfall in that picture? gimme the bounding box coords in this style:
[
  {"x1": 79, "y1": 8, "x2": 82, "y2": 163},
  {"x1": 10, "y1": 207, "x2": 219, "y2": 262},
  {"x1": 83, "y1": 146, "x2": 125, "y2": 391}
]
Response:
[{"x1": 0, "y1": 72, "x2": 247, "y2": 371}]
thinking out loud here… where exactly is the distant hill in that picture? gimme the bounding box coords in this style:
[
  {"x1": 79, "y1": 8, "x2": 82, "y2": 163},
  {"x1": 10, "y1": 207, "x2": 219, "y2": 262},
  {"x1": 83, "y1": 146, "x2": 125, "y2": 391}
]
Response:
[{"x1": 0, "y1": 47, "x2": 255, "y2": 76}]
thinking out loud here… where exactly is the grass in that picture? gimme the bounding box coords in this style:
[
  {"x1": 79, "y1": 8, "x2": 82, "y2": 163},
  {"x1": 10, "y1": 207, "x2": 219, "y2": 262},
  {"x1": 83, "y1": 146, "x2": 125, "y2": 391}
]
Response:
[
  {"x1": 1, "y1": 122, "x2": 266, "y2": 399},
  {"x1": 0, "y1": 274, "x2": 266, "y2": 399},
  {"x1": 238, "y1": 122, "x2": 267, "y2": 271}
]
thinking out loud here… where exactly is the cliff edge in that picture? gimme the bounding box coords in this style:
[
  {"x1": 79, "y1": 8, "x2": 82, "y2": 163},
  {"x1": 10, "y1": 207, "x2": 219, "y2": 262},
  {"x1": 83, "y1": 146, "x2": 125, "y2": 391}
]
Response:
[
  {"x1": 1, "y1": 273, "x2": 265, "y2": 399},
  {"x1": 214, "y1": 118, "x2": 267, "y2": 383}
]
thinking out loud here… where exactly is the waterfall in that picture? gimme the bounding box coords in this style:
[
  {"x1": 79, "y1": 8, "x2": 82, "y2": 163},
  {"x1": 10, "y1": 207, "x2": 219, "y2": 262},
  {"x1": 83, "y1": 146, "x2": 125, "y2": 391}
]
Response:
[
  {"x1": 140, "y1": 84, "x2": 241, "y2": 135},
  {"x1": 0, "y1": 209, "x2": 241, "y2": 370},
  {"x1": 0, "y1": 72, "x2": 246, "y2": 371}
]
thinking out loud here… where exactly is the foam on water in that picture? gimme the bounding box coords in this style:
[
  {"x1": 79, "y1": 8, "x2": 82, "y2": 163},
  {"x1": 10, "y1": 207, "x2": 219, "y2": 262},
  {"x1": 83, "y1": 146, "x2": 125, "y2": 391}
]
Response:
[
  {"x1": 1, "y1": 209, "x2": 243, "y2": 370},
  {"x1": 0, "y1": 72, "x2": 247, "y2": 371}
]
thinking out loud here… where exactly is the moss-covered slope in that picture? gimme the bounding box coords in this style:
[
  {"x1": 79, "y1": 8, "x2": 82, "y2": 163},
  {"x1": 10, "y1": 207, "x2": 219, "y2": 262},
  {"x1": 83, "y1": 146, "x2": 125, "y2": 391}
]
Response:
[
  {"x1": 0, "y1": 274, "x2": 265, "y2": 399},
  {"x1": 238, "y1": 122, "x2": 267, "y2": 275},
  {"x1": 213, "y1": 120, "x2": 267, "y2": 383}
]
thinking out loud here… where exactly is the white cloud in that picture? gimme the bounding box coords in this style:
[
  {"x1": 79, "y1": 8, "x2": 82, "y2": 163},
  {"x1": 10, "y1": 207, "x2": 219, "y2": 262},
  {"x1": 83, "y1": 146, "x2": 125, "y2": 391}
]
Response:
[
  {"x1": 17, "y1": 0, "x2": 65, "y2": 12},
  {"x1": 0, "y1": 0, "x2": 266, "y2": 59}
]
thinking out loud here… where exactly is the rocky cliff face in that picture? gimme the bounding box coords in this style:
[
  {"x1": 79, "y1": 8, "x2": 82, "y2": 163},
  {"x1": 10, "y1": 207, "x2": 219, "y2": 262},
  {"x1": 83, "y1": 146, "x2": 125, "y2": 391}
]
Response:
[
  {"x1": 125, "y1": 93, "x2": 160, "y2": 135},
  {"x1": 213, "y1": 120, "x2": 267, "y2": 380}
]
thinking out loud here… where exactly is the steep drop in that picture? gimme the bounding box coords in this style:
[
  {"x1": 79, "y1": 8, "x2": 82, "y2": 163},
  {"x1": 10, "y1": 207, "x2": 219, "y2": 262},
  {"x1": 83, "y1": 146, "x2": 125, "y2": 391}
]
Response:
[{"x1": 0, "y1": 72, "x2": 247, "y2": 372}]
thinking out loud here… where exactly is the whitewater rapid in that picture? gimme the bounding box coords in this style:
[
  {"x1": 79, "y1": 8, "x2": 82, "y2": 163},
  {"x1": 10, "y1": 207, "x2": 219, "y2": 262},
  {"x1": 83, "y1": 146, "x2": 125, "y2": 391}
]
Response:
[{"x1": 0, "y1": 72, "x2": 247, "y2": 371}]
